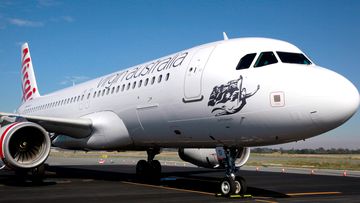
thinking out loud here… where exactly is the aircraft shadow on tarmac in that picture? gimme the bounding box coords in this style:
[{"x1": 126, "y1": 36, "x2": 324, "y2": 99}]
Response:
[{"x1": 0, "y1": 164, "x2": 289, "y2": 198}]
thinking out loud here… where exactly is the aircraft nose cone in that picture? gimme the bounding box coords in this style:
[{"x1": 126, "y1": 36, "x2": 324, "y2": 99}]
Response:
[{"x1": 310, "y1": 68, "x2": 359, "y2": 130}]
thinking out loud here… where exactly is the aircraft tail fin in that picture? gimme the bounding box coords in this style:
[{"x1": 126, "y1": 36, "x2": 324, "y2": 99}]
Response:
[
  {"x1": 21, "y1": 43, "x2": 40, "y2": 103},
  {"x1": 223, "y1": 32, "x2": 229, "y2": 40}
]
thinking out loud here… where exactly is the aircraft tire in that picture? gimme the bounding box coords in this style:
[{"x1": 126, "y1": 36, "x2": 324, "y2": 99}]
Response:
[
  {"x1": 235, "y1": 176, "x2": 247, "y2": 194},
  {"x1": 150, "y1": 160, "x2": 161, "y2": 174},
  {"x1": 30, "y1": 164, "x2": 45, "y2": 183},
  {"x1": 220, "y1": 177, "x2": 236, "y2": 196},
  {"x1": 14, "y1": 169, "x2": 28, "y2": 182},
  {"x1": 136, "y1": 159, "x2": 149, "y2": 178}
]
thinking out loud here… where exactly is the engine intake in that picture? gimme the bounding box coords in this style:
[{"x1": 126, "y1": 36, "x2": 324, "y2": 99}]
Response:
[{"x1": 0, "y1": 122, "x2": 50, "y2": 169}]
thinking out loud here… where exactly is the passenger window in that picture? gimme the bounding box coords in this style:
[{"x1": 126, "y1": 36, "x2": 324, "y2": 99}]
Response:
[
  {"x1": 236, "y1": 53, "x2": 256, "y2": 70},
  {"x1": 151, "y1": 76, "x2": 155, "y2": 85},
  {"x1": 121, "y1": 84, "x2": 125, "y2": 91},
  {"x1": 158, "y1": 75, "x2": 162, "y2": 83},
  {"x1": 116, "y1": 85, "x2": 120, "y2": 93},
  {"x1": 254, "y1": 52, "x2": 278, "y2": 67},
  {"x1": 144, "y1": 78, "x2": 149, "y2": 86},
  {"x1": 138, "y1": 80, "x2": 142, "y2": 88},
  {"x1": 165, "y1": 73, "x2": 170, "y2": 81},
  {"x1": 106, "y1": 88, "x2": 110, "y2": 95},
  {"x1": 127, "y1": 83, "x2": 130, "y2": 90},
  {"x1": 132, "y1": 81, "x2": 136, "y2": 89},
  {"x1": 111, "y1": 87, "x2": 115, "y2": 94}
]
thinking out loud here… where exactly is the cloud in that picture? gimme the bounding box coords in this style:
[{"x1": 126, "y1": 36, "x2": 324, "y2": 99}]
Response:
[
  {"x1": 50, "y1": 16, "x2": 75, "y2": 23},
  {"x1": 60, "y1": 76, "x2": 90, "y2": 86},
  {"x1": 0, "y1": 15, "x2": 6, "y2": 29},
  {"x1": 62, "y1": 16, "x2": 74, "y2": 23},
  {"x1": 0, "y1": 0, "x2": 14, "y2": 8},
  {"x1": 8, "y1": 18, "x2": 44, "y2": 27}
]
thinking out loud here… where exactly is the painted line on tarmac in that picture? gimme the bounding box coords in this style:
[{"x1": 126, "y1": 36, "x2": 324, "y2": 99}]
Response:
[
  {"x1": 122, "y1": 180, "x2": 277, "y2": 202},
  {"x1": 178, "y1": 177, "x2": 218, "y2": 183},
  {"x1": 56, "y1": 180, "x2": 72, "y2": 184},
  {"x1": 82, "y1": 179, "x2": 94, "y2": 182},
  {"x1": 254, "y1": 199, "x2": 278, "y2": 203},
  {"x1": 286, "y1": 191, "x2": 342, "y2": 196},
  {"x1": 121, "y1": 181, "x2": 214, "y2": 196}
]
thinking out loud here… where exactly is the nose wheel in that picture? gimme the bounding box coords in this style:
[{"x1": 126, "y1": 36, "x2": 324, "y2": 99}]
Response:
[{"x1": 218, "y1": 147, "x2": 247, "y2": 196}]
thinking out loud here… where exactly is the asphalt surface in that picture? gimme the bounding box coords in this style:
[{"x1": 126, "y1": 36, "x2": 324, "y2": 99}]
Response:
[{"x1": 0, "y1": 158, "x2": 359, "y2": 203}]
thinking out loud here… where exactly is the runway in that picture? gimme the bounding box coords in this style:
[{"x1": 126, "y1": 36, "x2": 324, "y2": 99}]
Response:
[{"x1": 0, "y1": 158, "x2": 359, "y2": 202}]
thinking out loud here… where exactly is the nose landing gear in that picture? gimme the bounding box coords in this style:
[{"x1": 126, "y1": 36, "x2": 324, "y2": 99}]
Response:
[{"x1": 219, "y1": 147, "x2": 247, "y2": 196}]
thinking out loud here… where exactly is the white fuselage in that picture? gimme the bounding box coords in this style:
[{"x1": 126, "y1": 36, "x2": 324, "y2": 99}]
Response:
[{"x1": 17, "y1": 38, "x2": 359, "y2": 149}]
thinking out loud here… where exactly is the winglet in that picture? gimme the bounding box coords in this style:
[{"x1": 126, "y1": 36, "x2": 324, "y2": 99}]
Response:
[
  {"x1": 21, "y1": 43, "x2": 40, "y2": 103},
  {"x1": 223, "y1": 32, "x2": 229, "y2": 40}
]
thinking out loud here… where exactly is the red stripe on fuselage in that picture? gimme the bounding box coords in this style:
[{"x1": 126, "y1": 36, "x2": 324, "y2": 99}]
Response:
[{"x1": 0, "y1": 123, "x2": 19, "y2": 159}]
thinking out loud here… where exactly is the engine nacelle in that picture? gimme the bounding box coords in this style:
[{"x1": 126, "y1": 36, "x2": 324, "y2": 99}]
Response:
[
  {"x1": 0, "y1": 122, "x2": 51, "y2": 169},
  {"x1": 178, "y1": 147, "x2": 250, "y2": 169}
]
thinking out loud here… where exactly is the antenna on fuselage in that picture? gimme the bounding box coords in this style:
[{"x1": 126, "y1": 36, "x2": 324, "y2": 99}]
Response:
[{"x1": 223, "y1": 32, "x2": 229, "y2": 40}]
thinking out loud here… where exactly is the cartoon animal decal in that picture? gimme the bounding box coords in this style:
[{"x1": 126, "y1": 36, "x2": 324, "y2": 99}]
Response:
[{"x1": 208, "y1": 75, "x2": 260, "y2": 116}]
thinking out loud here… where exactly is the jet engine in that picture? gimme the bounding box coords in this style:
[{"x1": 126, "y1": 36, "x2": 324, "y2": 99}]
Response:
[
  {"x1": 178, "y1": 147, "x2": 250, "y2": 169},
  {"x1": 0, "y1": 122, "x2": 51, "y2": 169}
]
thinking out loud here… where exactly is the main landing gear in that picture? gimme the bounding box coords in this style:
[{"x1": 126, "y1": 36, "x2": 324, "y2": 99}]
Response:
[
  {"x1": 219, "y1": 147, "x2": 247, "y2": 196},
  {"x1": 15, "y1": 164, "x2": 46, "y2": 183},
  {"x1": 136, "y1": 148, "x2": 161, "y2": 181}
]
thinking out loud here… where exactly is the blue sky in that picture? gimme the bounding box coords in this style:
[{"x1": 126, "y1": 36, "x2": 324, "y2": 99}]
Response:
[{"x1": 0, "y1": 0, "x2": 359, "y2": 149}]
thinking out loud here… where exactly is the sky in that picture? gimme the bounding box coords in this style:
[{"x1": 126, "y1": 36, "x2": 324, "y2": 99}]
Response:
[{"x1": 0, "y1": 0, "x2": 359, "y2": 149}]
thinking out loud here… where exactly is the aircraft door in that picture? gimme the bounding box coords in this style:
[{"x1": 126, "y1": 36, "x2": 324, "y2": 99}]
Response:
[{"x1": 183, "y1": 46, "x2": 215, "y2": 102}]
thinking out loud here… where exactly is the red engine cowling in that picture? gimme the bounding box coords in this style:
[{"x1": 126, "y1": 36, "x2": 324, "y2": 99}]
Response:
[
  {"x1": 178, "y1": 147, "x2": 250, "y2": 169},
  {"x1": 0, "y1": 122, "x2": 51, "y2": 169}
]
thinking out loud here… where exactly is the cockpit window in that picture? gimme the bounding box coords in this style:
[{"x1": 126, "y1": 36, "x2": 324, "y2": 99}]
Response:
[
  {"x1": 276, "y1": 52, "x2": 312, "y2": 65},
  {"x1": 254, "y1": 52, "x2": 278, "y2": 67},
  {"x1": 236, "y1": 53, "x2": 256, "y2": 70}
]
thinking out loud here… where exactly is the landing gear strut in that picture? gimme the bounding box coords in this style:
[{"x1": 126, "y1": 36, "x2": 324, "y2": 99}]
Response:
[
  {"x1": 219, "y1": 147, "x2": 247, "y2": 196},
  {"x1": 136, "y1": 148, "x2": 161, "y2": 181}
]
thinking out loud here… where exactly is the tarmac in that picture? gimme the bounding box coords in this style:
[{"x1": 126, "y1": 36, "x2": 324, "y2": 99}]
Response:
[{"x1": 0, "y1": 157, "x2": 359, "y2": 203}]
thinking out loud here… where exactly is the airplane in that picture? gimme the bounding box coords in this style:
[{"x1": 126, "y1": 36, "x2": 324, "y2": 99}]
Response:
[{"x1": 0, "y1": 35, "x2": 359, "y2": 196}]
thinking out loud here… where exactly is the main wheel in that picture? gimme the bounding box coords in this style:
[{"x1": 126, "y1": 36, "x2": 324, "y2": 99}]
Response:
[
  {"x1": 30, "y1": 164, "x2": 45, "y2": 183},
  {"x1": 136, "y1": 159, "x2": 149, "y2": 177},
  {"x1": 150, "y1": 160, "x2": 161, "y2": 174},
  {"x1": 220, "y1": 177, "x2": 236, "y2": 196},
  {"x1": 148, "y1": 160, "x2": 161, "y2": 182},
  {"x1": 15, "y1": 169, "x2": 28, "y2": 182}
]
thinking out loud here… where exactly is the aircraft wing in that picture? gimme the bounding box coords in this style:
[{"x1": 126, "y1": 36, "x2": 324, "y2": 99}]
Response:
[{"x1": 0, "y1": 112, "x2": 93, "y2": 138}]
